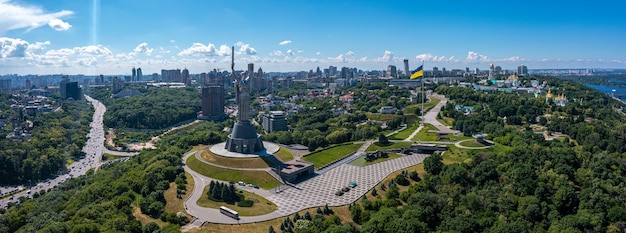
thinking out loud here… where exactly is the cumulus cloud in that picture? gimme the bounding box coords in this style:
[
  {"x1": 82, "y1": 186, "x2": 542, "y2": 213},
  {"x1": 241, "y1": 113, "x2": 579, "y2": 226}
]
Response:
[
  {"x1": 316, "y1": 51, "x2": 321, "y2": 55},
  {"x1": 236, "y1": 42, "x2": 257, "y2": 55},
  {"x1": 47, "y1": 18, "x2": 71, "y2": 31},
  {"x1": 376, "y1": 50, "x2": 394, "y2": 62},
  {"x1": 0, "y1": 37, "x2": 50, "y2": 58},
  {"x1": 279, "y1": 40, "x2": 292, "y2": 45},
  {"x1": 270, "y1": 50, "x2": 284, "y2": 56},
  {"x1": 178, "y1": 43, "x2": 231, "y2": 56},
  {"x1": 133, "y1": 42, "x2": 153, "y2": 55},
  {"x1": 466, "y1": 51, "x2": 490, "y2": 62},
  {"x1": 286, "y1": 49, "x2": 294, "y2": 56},
  {"x1": 416, "y1": 53, "x2": 459, "y2": 62},
  {"x1": 0, "y1": 0, "x2": 73, "y2": 33},
  {"x1": 345, "y1": 51, "x2": 356, "y2": 57}
]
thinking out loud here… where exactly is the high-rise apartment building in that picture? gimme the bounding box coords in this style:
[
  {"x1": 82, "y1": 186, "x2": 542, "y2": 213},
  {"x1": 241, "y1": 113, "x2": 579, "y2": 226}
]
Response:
[
  {"x1": 403, "y1": 59, "x2": 409, "y2": 78},
  {"x1": 199, "y1": 86, "x2": 226, "y2": 121},
  {"x1": 517, "y1": 64, "x2": 528, "y2": 75},
  {"x1": 136, "y1": 68, "x2": 143, "y2": 81},
  {"x1": 132, "y1": 67, "x2": 136, "y2": 81},
  {"x1": 387, "y1": 65, "x2": 397, "y2": 78}
]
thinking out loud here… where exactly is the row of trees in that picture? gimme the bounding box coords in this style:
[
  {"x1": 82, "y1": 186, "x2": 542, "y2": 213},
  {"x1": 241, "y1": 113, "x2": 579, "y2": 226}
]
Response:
[{"x1": 207, "y1": 181, "x2": 240, "y2": 204}]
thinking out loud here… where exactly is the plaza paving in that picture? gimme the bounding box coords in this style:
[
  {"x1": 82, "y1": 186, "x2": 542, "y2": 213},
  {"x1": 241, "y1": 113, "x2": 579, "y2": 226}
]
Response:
[{"x1": 184, "y1": 151, "x2": 429, "y2": 224}]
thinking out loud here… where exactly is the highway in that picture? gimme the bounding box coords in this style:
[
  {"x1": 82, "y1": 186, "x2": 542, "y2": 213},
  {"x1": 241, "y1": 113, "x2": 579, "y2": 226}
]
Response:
[{"x1": 0, "y1": 95, "x2": 106, "y2": 209}]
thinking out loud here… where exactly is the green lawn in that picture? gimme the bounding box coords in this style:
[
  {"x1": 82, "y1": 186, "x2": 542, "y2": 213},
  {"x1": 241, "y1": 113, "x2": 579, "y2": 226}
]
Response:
[
  {"x1": 410, "y1": 124, "x2": 438, "y2": 141},
  {"x1": 274, "y1": 147, "x2": 294, "y2": 162},
  {"x1": 437, "y1": 115, "x2": 454, "y2": 126},
  {"x1": 303, "y1": 143, "x2": 362, "y2": 168},
  {"x1": 388, "y1": 121, "x2": 420, "y2": 140},
  {"x1": 200, "y1": 150, "x2": 270, "y2": 169},
  {"x1": 459, "y1": 139, "x2": 489, "y2": 148},
  {"x1": 365, "y1": 141, "x2": 413, "y2": 152},
  {"x1": 349, "y1": 153, "x2": 402, "y2": 166},
  {"x1": 405, "y1": 97, "x2": 441, "y2": 116},
  {"x1": 185, "y1": 155, "x2": 281, "y2": 190},
  {"x1": 196, "y1": 185, "x2": 277, "y2": 216},
  {"x1": 365, "y1": 112, "x2": 396, "y2": 121}
]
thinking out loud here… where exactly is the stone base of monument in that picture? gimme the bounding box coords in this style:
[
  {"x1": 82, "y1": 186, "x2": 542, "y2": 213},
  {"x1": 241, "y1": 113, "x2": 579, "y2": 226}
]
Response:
[{"x1": 210, "y1": 141, "x2": 280, "y2": 158}]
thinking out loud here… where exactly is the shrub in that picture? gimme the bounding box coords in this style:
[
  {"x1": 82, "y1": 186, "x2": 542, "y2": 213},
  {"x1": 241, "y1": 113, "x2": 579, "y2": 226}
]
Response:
[{"x1": 237, "y1": 199, "x2": 254, "y2": 207}]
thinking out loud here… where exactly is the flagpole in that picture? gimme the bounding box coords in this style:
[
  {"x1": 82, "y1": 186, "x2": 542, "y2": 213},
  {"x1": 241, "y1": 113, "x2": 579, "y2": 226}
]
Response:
[{"x1": 421, "y1": 60, "x2": 425, "y2": 126}]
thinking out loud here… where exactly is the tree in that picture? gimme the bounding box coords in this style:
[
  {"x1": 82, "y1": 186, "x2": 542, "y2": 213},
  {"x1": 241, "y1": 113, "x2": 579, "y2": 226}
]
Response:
[
  {"x1": 409, "y1": 170, "x2": 420, "y2": 182},
  {"x1": 324, "y1": 203, "x2": 332, "y2": 214},
  {"x1": 371, "y1": 188, "x2": 378, "y2": 196},
  {"x1": 424, "y1": 153, "x2": 444, "y2": 175},
  {"x1": 350, "y1": 204, "x2": 363, "y2": 224},
  {"x1": 268, "y1": 225, "x2": 276, "y2": 233},
  {"x1": 305, "y1": 211, "x2": 312, "y2": 220},
  {"x1": 378, "y1": 134, "x2": 389, "y2": 145},
  {"x1": 394, "y1": 174, "x2": 410, "y2": 186}
]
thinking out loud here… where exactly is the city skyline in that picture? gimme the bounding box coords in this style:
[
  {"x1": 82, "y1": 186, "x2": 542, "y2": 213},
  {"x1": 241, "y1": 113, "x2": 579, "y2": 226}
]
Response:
[{"x1": 1, "y1": 0, "x2": 626, "y2": 75}]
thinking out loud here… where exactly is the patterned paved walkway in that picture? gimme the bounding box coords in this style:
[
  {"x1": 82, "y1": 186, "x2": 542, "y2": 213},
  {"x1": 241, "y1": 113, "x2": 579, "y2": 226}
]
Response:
[{"x1": 184, "y1": 151, "x2": 429, "y2": 225}]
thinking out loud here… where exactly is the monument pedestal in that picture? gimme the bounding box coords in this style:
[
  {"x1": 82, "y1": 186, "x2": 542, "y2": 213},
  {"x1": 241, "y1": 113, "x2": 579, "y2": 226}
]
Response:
[{"x1": 224, "y1": 121, "x2": 263, "y2": 153}]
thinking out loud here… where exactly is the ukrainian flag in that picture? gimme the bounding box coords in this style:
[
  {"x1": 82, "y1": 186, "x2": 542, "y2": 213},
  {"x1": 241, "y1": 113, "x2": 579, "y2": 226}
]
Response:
[{"x1": 410, "y1": 65, "x2": 424, "y2": 79}]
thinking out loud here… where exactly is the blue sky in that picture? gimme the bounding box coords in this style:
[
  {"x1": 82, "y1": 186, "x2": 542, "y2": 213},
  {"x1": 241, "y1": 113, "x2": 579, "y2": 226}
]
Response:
[{"x1": 1, "y1": 0, "x2": 625, "y2": 75}]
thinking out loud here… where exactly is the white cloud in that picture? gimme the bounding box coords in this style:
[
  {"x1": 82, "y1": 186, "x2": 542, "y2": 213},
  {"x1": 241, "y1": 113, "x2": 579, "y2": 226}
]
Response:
[
  {"x1": 279, "y1": 40, "x2": 292, "y2": 45},
  {"x1": 47, "y1": 18, "x2": 71, "y2": 31},
  {"x1": 0, "y1": 0, "x2": 73, "y2": 33},
  {"x1": 0, "y1": 37, "x2": 50, "y2": 58},
  {"x1": 466, "y1": 51, "x2": 490, "y2": 62},
  {"x1": 297, "y1": 50, "x2": 303, "y2": 53},
  {"x1": 415, "y1": 53, "x2": 459, "y2": 62},
  {"x1": 178, "y1": 42, "x2": 226, "y2": 56},
  {"x1": 345, "y1": 51, "x2": 356, "y2": 57},
  {"x1": 316, "y1": 52, "x2": 321, "y2": 56},
  {"x1": 73, "y1": 45, "x2": 112, "y2": 56},
  {"x1": 376, "y1": 50, "x2": 394, "y2": 62},
  {"x1": 236, "y1": 42, "x2": 257, "y2": 55},
  {"x1": 133, "y1": 42, "x2": 153, "y2": 56},
  {"x1": 270, "y1": 50, "x2": 284, "y2": 56},
  {"x1": 170, "y1": 40, "x2": 176, "y2": 43},
  {"x1": 286, "y1": 49, "x2": 294, "y2": 56}
]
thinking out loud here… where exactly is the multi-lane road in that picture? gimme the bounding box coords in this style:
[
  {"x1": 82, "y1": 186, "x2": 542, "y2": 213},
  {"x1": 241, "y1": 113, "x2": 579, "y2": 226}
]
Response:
[{"x1": 0, "y1": 95, "x2": 106, "y2": 209}]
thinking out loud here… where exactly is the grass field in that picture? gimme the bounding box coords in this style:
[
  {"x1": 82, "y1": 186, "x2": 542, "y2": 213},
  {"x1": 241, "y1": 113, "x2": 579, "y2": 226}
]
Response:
[
  {"x1": 164, "y1": 172, "x2": 194, "y2": 215},
  {"x1": 349, "y1": 153, "x2": 402, "y2": 166},
  {"x1": 303, "y1": 143, "x2": 362, "y2": 168},
  {"x1": 365, "y1": 112, "x2": 396, "y2": 121},
  {"x1": 274, "y1": 147, "x2": 294, "y2": 162},
  {"x1": 191, "y1": 205, "x2": 353, "y2": 233},
  {"x1": 388, "y1": 121, "x2": 420, "y2": 140},
  {"x1": 365, "y1": 141, "x2": 413, "y2": 152},
  {"x1": 196, "y1": 185, "x2": 276, "y2": 216},
  {"x1": 405, "y1": 97, "x2": 441, "y2": 116},
  {"x1": 200, "y1": 149, "x2": 270, "y2": 169},
  {"x1": 437, "y1": 115, "x2": 454, "y2": 126},
  {"x1": 410, "y1": 124, "x2": 438, "y2": 141},
  {"x1": 185, "y1": 155, "x2": 281, "y2": 189},
  {"x1": 459, "y1": 139, "x2": 489, "y2": 148}
]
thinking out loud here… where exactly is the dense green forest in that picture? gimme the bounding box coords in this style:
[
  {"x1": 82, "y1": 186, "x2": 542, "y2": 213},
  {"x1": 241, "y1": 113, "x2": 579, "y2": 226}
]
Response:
[
  {"x1": 91, "y1": 87, "x2": 201, "y2": 129},
  {"x1": 437, "y1": 76, "x2": 626, "y2": 153},
  {"x1": 0, "y1": 121, "x2": 228, "y2": 232},
  {"x1": 0, "y1": 95, "x2": 92, "y2": 184}
]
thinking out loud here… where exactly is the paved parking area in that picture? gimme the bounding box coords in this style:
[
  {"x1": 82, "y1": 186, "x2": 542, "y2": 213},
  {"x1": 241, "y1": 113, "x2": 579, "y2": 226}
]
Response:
[{"x1": 265, "y1": 153, "x2": 428, "y2": 216}]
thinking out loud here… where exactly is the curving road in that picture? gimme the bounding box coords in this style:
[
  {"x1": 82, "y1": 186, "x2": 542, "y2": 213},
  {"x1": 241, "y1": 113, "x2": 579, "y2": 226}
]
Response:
[{"x1": 183, "y1": 145, "x2": 430, "y2": 226}]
